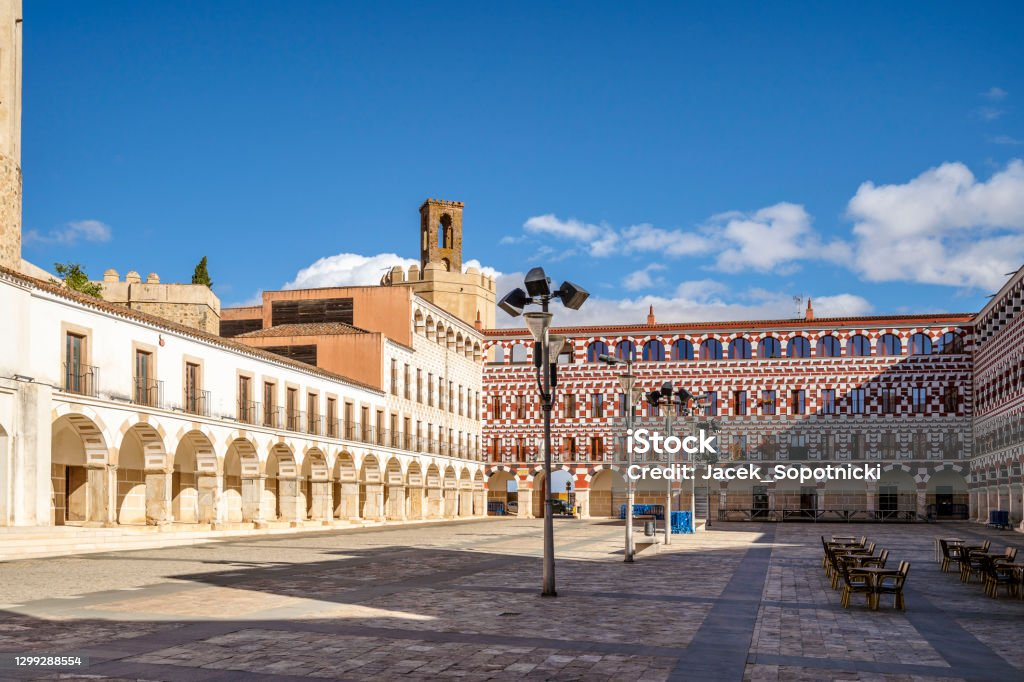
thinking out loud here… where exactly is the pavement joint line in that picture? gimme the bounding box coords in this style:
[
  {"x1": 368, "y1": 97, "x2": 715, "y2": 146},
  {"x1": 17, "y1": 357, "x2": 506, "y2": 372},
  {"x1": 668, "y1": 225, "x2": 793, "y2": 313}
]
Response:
[{"x1": 746, "y1": 653, "x2": 962, "y2": 678}]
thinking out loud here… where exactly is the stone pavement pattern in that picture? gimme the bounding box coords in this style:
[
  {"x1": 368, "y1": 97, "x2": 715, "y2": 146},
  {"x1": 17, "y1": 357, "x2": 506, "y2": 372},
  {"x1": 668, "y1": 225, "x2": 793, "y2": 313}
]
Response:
[{"x1": 0, "y1": 519, "x2": 1022, "y2": 681}]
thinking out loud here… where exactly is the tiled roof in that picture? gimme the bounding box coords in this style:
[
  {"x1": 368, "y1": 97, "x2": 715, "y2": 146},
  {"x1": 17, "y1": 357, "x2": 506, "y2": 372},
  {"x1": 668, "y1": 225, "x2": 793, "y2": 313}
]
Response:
[
  {"x1": 236, "y1": 322, "x2": 369, "y2": 338},
  {"x1": 0, "y1": 264, "x2": 383, "y2": 393}
]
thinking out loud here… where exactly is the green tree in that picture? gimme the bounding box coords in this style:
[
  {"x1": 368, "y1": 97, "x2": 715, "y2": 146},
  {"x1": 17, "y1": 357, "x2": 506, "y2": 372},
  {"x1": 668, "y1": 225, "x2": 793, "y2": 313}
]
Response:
[
  {"x1": 191, "y1": 256, "x2": 213, "y2": 288},
  {"x1": 53, "y1": 262, "x2": 103, "y2": 298}
]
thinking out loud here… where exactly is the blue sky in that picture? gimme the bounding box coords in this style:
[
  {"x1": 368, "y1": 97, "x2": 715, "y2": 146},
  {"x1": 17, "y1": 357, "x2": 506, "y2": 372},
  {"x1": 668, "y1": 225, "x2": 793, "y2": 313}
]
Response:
[{"x1": 22, "y1": 1, "x2": 1024, "y2": 325}]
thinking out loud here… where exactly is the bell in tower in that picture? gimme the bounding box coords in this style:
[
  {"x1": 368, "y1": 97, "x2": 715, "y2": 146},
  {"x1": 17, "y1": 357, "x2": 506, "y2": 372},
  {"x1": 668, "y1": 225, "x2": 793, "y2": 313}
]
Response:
[{"x1": 419, "y1": 199, "x2": 463, "y2": 272}]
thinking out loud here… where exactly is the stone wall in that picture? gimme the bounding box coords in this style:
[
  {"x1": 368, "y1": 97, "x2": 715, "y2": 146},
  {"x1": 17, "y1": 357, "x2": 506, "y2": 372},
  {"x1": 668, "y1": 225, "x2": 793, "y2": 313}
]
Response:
[
  {"x1": 129, "y1": 301, "x2": 220, "y2": 335},
  {"x1": 0, "y1": 153, "x2": 20, "y2": 272}
]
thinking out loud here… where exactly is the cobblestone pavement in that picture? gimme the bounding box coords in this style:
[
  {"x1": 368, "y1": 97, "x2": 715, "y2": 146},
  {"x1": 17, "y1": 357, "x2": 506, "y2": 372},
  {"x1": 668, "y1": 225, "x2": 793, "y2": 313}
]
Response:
[{"x1": 0, "y1": 518, "x2": 1022, "y2": 681}]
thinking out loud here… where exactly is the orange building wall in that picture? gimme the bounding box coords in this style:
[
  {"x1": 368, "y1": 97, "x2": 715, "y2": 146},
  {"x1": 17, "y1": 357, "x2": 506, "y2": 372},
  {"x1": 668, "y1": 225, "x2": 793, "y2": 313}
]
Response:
[{"x1": 240, "y1": 332, "x2": 386, "y2": 390}]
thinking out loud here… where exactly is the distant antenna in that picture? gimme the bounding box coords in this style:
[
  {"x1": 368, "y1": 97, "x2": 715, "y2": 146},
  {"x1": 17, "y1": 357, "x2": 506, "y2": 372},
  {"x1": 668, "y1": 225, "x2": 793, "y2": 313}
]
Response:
[{"x1": 793, "y1": 295, "x2": 804, "y2": 318}]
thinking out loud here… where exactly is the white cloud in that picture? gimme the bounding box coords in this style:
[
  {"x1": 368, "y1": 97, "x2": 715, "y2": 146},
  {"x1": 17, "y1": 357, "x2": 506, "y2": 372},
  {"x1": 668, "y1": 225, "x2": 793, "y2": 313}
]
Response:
[
  {"x1": 990, "y1": 135, "x2": 1024, "y2": 146},
  {"x1": 25, "y1": 219, "x2": 112, "y2": 245},
  {"x1": 976, "y1": 106, "x2": 1005, "y2": 122},
  {"x1": 522, "y1": 214, "x2": 619, "y2": 257},
  {"x1": 622, "y1": 264, "x2": 667, "y2": 291},
  {"x1": 983, "y1": 86, "x2": 1008, "y2": 101},
  {"x1": 621, "y1": 223, "x2": 713, "y2": 257},
  {"x1": 283, "y1": 252, "x2": 419, "y2": 289},
  {"x1": 708, "y1": 203, "x2": 850, "y2": 273},
  {"x1": 847, "y1": 160, "x2": 1024, "y2": 290}
]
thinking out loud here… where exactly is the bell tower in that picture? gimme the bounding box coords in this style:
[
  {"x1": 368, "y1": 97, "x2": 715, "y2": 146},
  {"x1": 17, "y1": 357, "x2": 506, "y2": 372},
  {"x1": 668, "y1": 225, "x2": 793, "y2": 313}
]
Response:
[
  {"x1": 0, "y1": 0, "x2": 21, "y2": 272},
  {"x1": 419, "y1": 199, "x2": 463, "y2": 272}
]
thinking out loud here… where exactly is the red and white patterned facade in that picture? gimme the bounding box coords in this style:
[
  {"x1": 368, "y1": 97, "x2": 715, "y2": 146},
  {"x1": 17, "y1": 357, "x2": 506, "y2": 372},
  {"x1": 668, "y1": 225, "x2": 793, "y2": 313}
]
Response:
[
  {"x1": 482, "y1": 310, "x2": 977, "y2": 521},
  {"x1": 970, "y1": 265, "x2": 1024, "y2": 528}
]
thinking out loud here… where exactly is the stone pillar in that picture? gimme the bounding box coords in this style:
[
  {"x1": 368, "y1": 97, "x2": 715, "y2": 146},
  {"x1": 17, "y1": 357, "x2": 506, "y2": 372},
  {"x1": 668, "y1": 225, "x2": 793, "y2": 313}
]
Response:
[
  {"x1": 336, "y1": 482, "x2": 360, "y2": 520},
  {"x1": 196, "y1": 473, "x2": 224, "y2": 525},
  {"x1": 85, "y1": 464, "x2": 115, "y2": 526},
  {"x1": 915, "y1": 485, "x2": 928, "y2": 520},
  {"x1": 517, "y1": 488, "x2": 534, "y2": 518},
  {"x1": 385, "y1": 485, "x2": 407, "y2": 521},
  {"x1": 241, "y1": 475, "x2": 265, "y2": 525},
  {"x1": 277, "y1": 477, "x2": 304, "y2": 523},
  {"x1": 458, "y1": 488, "x2": 473, "y2": 517},
  {"x1": 866, "y1": 483, "x2": 877, "y2": 520},
  {"x1": 144, "y1": 469, "x2": 172, "y2": 525},
  {"x1": 0, "y1": 0, "x2": 22, "y2": 273},
  {"x1": 443, "y1": 488, "x2": 458, "y2": 518},
  {"x1": 310, "y1": 481, "x2": 331, "y2": 522},
  {"x1": 0, "y1": 379, "x2": 52, "y2": 526},
  {"x1": 473, "y1": 489, "x2": 487, "y2": 516},
  {"x1": 987, "y1": 487, "x2": 998, "y2": 522},
  {"x1": 407, "y1": 485, "x2": 425, "y2": 519},
  {"x1": 363, "y1": 483, "x2": 384, "y2": 520},
  {"x1": 426, "y1": 486, "x2": 444, "y2": 518},
  {"x1": 574, "y1": 488, "x2": 590, "y2": 519}
]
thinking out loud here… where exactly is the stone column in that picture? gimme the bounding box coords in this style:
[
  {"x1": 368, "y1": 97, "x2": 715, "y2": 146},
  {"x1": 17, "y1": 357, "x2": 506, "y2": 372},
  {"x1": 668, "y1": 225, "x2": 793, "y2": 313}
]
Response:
[
  {"x1": 241, "y1": 475, "x2": 266, "y2": 526},
  {"x1": 85, "y1": 464, "x2": 115, "y2": 526},
  {"x1": 277, "y1": 477, "x2": 304, "y2": 523},
  {"x1": 336, "y1": 482, "x2": 360, "y2": 520},
  {"x1": 458, "y1": 488, "x2": 473, "y2": 517},
  {"x1": 144, "y1": 469, "x2": 172, "y2": 525},
  {"x1": 574, "y1": 488, "x2": 590, "y2": 519},
  {"x1": 517, "y1": 488, "x2": 534, "y2": 518},
  {"x1": 309, "y1": 481, "x2": 332, "y2": 523},
  {"x1": 915, "y1": 485, "x2": 928, "y2": 520},
  {"x1": 443, "y1": 488, "x2": 458, "y2": 518},
  {"x1": 866, "y1": 483, "x2": 877, "y2": 520},
  {"x1": 196, "y1": 473, "x2": 224, "y2": 526},
  {"x1": 1007, "y1": 482, "x2": 1022, "y2": 527},
  {"x1": 407, "y1": 485, "x2": 425, "y2": 519},
  {"x1": 363, "y1": 483, "x2": 384, "y2": 520},
  {"x1": 473, "y1": 489, "x2": 487, "y2": 516},
  {"x1": 426, "y1": 486, "x2": 444, "y2": 519},
  {"x1": 385, "y1": 485, "x2": 407, "y2": 521}
]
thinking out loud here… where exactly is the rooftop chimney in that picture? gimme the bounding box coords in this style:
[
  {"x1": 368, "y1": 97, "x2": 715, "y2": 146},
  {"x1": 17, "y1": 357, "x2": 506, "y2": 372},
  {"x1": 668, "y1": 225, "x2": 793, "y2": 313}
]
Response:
[
  {"x1": 805, "y1": 298, "x2": 815, "y2": 321},
  {"x1": 647, "y1": 304, "x2": 656, "y2": 326}
]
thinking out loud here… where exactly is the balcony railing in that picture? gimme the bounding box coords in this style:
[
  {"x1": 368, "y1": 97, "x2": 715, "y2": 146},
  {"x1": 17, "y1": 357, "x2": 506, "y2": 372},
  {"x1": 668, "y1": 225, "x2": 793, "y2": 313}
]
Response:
[
  {"x1": 63, "y1": 362, "x2": 98, "y2": 397},
  {"x1": 263, "y1": 405, "x2": 283, "y2": 429},
  {"x1": 184, "y1": 390, "x2": 211, "y2": 417},
  {"x1": 133, "y1": 377, "x2": 165, "y2": 409},
  {"x1": 238, "y1": 400, "x2": 260, "y2": 425}
]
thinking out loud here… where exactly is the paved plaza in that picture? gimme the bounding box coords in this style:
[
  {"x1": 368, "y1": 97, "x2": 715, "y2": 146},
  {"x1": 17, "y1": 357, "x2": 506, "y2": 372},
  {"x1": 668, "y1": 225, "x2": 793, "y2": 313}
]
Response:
[{"x1": 0, "y1": 519, "x2": 1021, "y2": 681}]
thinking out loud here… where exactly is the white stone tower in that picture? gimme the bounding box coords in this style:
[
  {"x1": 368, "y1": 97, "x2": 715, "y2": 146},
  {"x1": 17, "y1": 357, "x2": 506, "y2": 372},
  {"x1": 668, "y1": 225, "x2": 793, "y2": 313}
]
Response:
[{"x1": 0, "y1": 0, "x2": 21, "y2": 272}]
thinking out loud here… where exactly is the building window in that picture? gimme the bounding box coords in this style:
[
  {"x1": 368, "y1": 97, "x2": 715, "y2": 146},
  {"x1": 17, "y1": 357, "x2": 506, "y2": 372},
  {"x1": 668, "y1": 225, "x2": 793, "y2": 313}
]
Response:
[
  {"x1": 699, "y1": 338, "x2": 723, "y2": 360},
  {"x1": 592, "y1": 393, "x2": 604, "y2": 418},
  {"x1": 565, "y1": 393, "x2": 577, "y2": 418},
  {"x1": 238, "y1": 376, "x2": 253, "y2": 423},
  {"x1": 404, "y1": 364, "x2": 411, "y2": 399},
  {"x1": 642, "y1": 340, "x2": 665, "y2": 361},
  {"x1": 428, "y1": 373, "x2": 434, "y2": 406},
  {"x1": 816, "y1": 335, "x2": 841, "y2": 357},
  {"x1": 937, "y1": 332, "x2": 963, "y2": 355},
  {"x1": 850, "y1": 389, "x2": 865, "y2": 414},
  {"x1": 790, "y1": 389, "x2": 805, "y2": 415},
  {"x1": 728, "y1": 338, "x2": 752, "y2": 360},
  {"x1": 586, "y1": 341, "x2": 609, "y2": 362},
  {"x1": 943, "y1": 384, "x2": 959, "y2": 413},
  {"x1": 822, "y1": 433, "x2": 835, "y2": 459},
  {"x1": 286, "y1": 388, "x2": 298, "y2": 430},
  {"x1": 390, "y1": 359, "x2": 398, "y2": 395},
  {"x1": 909, "y1": 333, "x2": 932, "y2": 355},
  {"x1": 416, "y1": 369, "x2": 423, "y2": 402},
  {"x1": 263, "y1": 382, "x2": 277, "y2": 427},
  {"x1": 881, "y1": 432, "x2": 896, "y2": 458},
  {"x1": 912, "y1": 387, "x2": 927, "y2": 414},
  {"x1": 881, "y1": 388, "x2": 897, "y2": 414},
  {"x1": 565, "y1": 436, "x2": 577, "y2": 460},
  {"x1": 327, "y1": 398, "x2": 337, "y2": 437},
  {"x1": 733, "y1": 390, "x2": 747, "y2": 416},
  {"x1": 847, "y1": 335, "x2": 871, "y2": 357},
  {"x1": 877, "y1": 333, "x2": 902, "y2": 356},
  {"x1": 448, "y1": 380, "x2": 454, "y2": 412},
  {"x1": 913, "y1": 431, "x2": 927, "y2": 458},
  {"x1": 671, "y1": 339, "x2": 694, "y2": 361},
  {"x1": 515, "y1": 438, "x2": 526, "y2": 459},
  {"x1": 761, "y1": 390, "x2": 776, "y2": 415},
  {"x1": 377, "y1": 409, "x2": 385, "y2": 446},
  {"x1": 307, "y1": 393, "x2": 319, "y2": 434},
  {"x1": 64, "y1": 332, "x2": 90, "y2": 395},
  {"x1": 515, "y1": 395, "x2": 526, "y2": 419},
  {"x1": 787, "y1": 336, "x2": 811, "y2": 358},
  {"x1": 758, "y1": 337, "x2": 782, "y2": 359},
  {"x1": 821, "y1": 389, "x2": 836, "y2": 415},
  {"x1": 491, "y1": 395, "x2": 502, "y2": 418},
  {"x1": 184, "y1": 362, "x2": 204, "y2": 416},
  {"x1": 510, "y1": 343, "x2": 528, "y2": 363},
  {"x1": 589, "y1": 436, "x2": 604, "y2": 459},
  {"x1": 705, "y1": 391, "x2": 718, "y2": 416},
  {"x1": 615, "y1": 340, "x2": 635, "y2": 361},
  {"x1": 134, "y1": 349, "x2": 155, "y2": 406},
  {"x1": 851, "y1": 433, "x2": 864, "y2": 459}
]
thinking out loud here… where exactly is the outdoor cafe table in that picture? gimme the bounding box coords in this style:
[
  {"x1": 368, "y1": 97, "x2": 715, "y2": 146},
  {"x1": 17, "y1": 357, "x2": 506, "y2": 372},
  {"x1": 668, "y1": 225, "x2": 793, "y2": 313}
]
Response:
[
  {"x1": 934, "y1": 538, "x2": 964, "y2": 562},
  {"x1": 849, "y1": 566, "x2": 901, "y2": 610},
  {"x1": 832, "y1": 536, "x2": 856, "y2": 543}
]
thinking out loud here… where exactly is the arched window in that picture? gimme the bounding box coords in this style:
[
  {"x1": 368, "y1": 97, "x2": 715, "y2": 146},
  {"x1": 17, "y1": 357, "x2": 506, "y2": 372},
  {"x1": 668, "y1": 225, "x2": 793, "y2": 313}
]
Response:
[
  {"x1": 937, "y1": 332, "x2": 964, "y2": 355},
  {"x1": 758, "y1": 337, "x2": 782, "y2": 359},
  {"x1": 816, "y1": 335, "x2": 841, "y2": 357},
  {"x1": 510, "y1": 343, "x2": 528, "y2": 363},
  {"x1": 728, "y1": 338, "x2": 752, "y2": 360},
  {"x1": 876, "y1": 333, "x2": 902, "y2": 356},
  {"x1": 699, "y1": 338, "x2": 723, "y2": 360},
  {"x1": 491, "y1": 345, "x2": 505, "y2": 363},
  {"x1": 847, "y1": 334, "x2": 871, "y2": 357},
  {"x1": 615, "y1": 340, "x2": 636, "y2": 361},
  {"x1": 787, "y1": 336, "x2": 811, "y2": 358},
  {"x1": 671, "y1": 339, "x2": 694, "y2": 361},
  {"x1": 586, "y1": 341, "x2": 609, "y2": 362},
  {"x1": 909, "y1": 333, "x2": 932, "y2": 355},
  {"x1": 642, "y1": 340, "x2": 665, "y2": 361}
]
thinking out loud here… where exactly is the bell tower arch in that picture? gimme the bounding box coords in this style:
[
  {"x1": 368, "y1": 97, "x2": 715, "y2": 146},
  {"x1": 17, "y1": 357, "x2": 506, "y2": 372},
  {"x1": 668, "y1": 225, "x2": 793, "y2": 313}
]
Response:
[{"x1": 419, "y1": 199, "x2": 463, "y2": 272}]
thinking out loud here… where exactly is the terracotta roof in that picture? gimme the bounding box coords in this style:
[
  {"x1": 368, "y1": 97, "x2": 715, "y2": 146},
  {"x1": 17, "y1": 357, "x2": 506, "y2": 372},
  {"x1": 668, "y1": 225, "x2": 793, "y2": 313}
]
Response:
[
  {"x1": 235, "y1": 322, "x2": 369, "y2": 338},
  {"x1": 0, "y1": 264, "x2": 383, "y2": 394},
  {"x1": 483, "y1": 313, "x2": 976, "y2": 337}
]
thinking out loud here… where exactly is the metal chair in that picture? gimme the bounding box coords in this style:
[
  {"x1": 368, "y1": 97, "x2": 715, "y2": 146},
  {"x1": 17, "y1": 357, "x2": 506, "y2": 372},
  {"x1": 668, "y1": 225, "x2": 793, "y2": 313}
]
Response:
[
  {"x1": 839, "y1": 563, "x2": 874, "y2": 609},
  {"x1": 858, "y1": 548, "x2": 889, "y2": 569},
  {"x1": 875, "y1": 561, "x2": 910, "y2": 610}
]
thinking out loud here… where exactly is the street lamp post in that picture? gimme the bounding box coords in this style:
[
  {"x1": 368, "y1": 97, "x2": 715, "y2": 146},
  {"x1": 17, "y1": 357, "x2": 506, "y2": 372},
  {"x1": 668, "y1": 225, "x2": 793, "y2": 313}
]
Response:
[
  {"x1": 646, "y1": 382, "x2": 697, "y2": 543},
  {"x1": 498, "y1": 268, "x2": 589, "y2": 597},
  {"x1": 598, "y1": 353, "x2": 640, "y2": 562}
]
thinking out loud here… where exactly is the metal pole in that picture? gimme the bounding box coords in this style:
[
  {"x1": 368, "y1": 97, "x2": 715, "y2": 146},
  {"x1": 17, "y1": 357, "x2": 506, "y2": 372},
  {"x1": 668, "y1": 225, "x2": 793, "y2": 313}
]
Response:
[
  {"x1": 541, "y1": 312, "x2": 556, "y2": 597},
  {"x1": 664, "y1": 409, "x2": 672, "y2": 545},
  {"x1": 624, "y1": 356, "x2": 634, "y2": 563}
]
